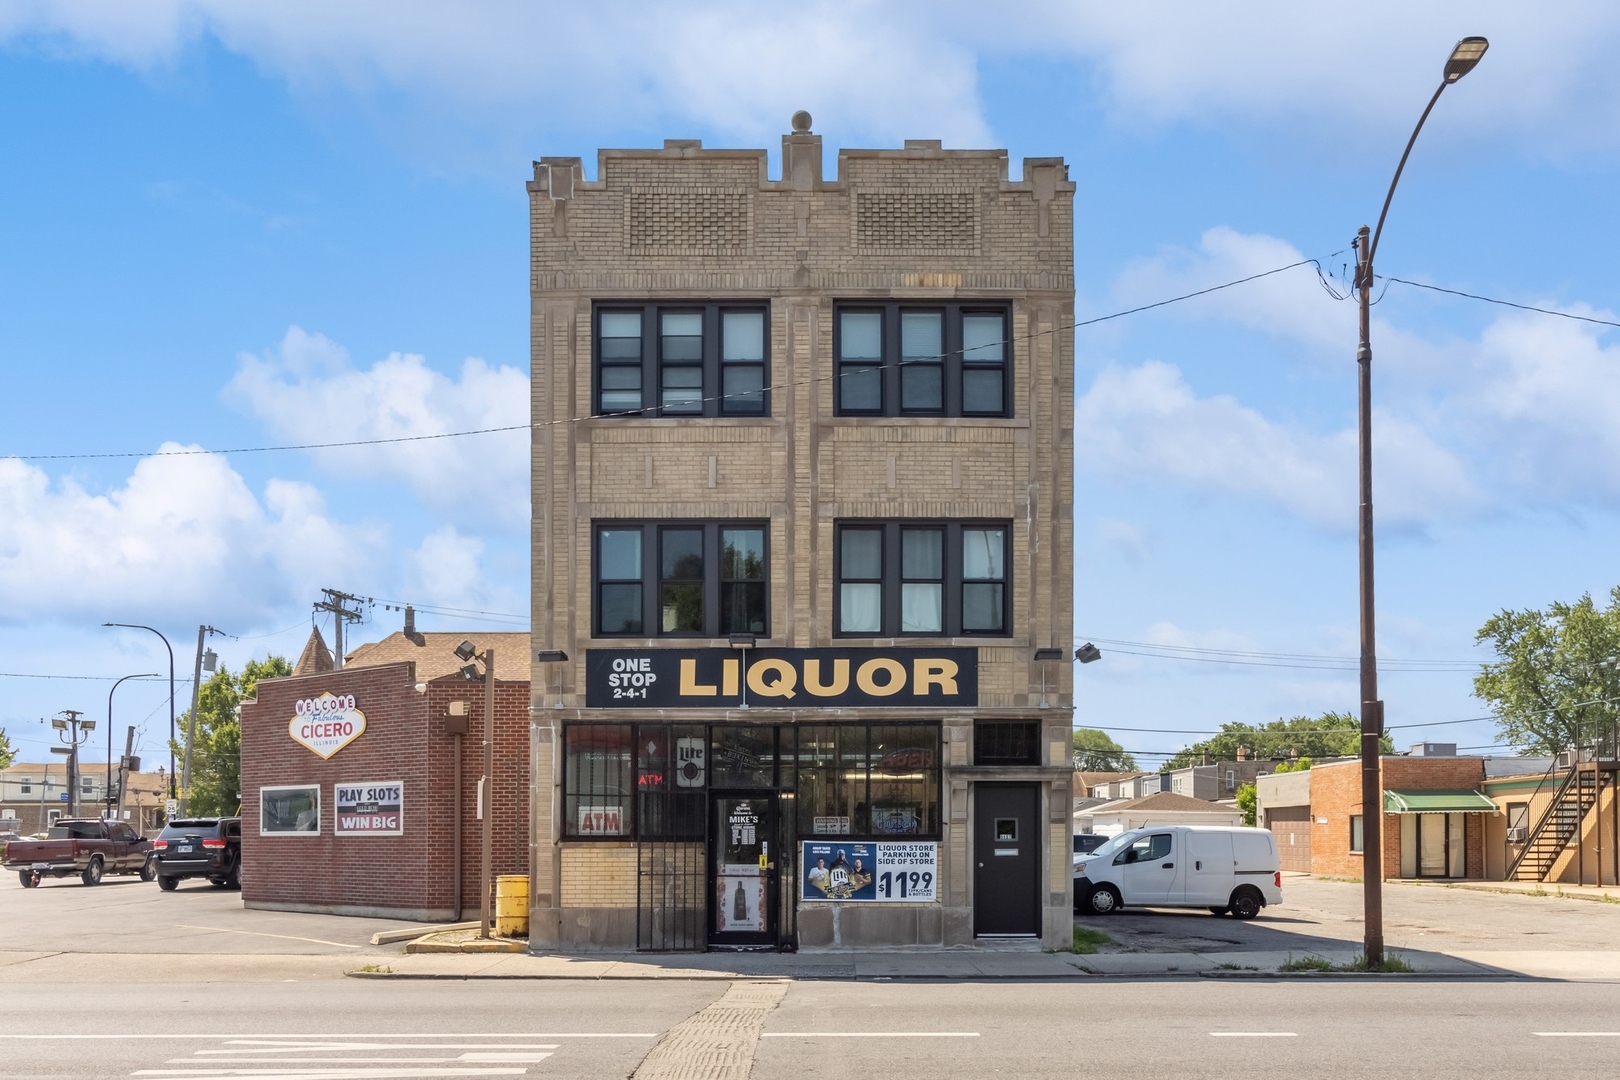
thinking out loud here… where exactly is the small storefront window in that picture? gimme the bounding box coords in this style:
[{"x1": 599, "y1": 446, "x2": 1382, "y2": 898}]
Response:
[
  {"x1": 1349, "y1": 814, "x2": 1364, "y2": 853},
  {"x1": 261, "y1": 785, "x2": 320, "y2": 836},
  {"x1": 796, "y1": 723, "x2": 939, "y2": 839},
  {"x1": 564, "y1": 724, "x2": 634, "y2": 837}
]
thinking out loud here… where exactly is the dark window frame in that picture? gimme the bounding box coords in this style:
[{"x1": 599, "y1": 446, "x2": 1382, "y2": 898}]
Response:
[
  {"x1": 592, "y1": 520, "x2": 770, "y2": 639},
  {"x1": 974, "y1": 721, "x2": 1041, "y2": 766},
  {"x1": 1350, "y1": 814, "x2": 1365, "y2": 854},
  {"x1": 833, "y1": 303, "x2": 1011, "y2": 418},
  {"x1": 833, "y1": 520, "x2": 1011, "y2": 637},
  {"x1": 593, "y1": 302, "x2": 770, "y2": 419}
]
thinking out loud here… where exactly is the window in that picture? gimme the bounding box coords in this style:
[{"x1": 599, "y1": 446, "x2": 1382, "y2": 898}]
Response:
[
  {"x1": 82, "y1": 776, "x2": 94, "y2": 794},
  {"x1": 594, "y1": 303, "x2": 768, "y2": 417},
  {"x1": 1226, "y1": 770, "x2": 1236, "y2": 792},
  {"x1": 974, "y1": 721, "x2": 1040, "y2": 765},
  {"x1": 563, "y1": 725, "x2": 633, "y2": 838},
  {"x1": 835, "y1": 304, "x2": 1010, "y2": 417},
  {"x1": 19, "y1": 778, "x2": 29, "y2": 794},
  {"x1": 797, "y1": 723, "x2": 939, "y2": 839},
  {"x1": 594, "y1": 522, "x2": 768, "y2": 638},
  {"x1": 834, "y1": 522, "x2": 1009, "y2": 636},
  {"x1": 1116, "y1": 832, "x2": 1172, "y2": 865},
  {"x1": 1506, "y1": 802, "x2": 1529, "y2": 842},
  {"x1": 260, "y1": 785, "x2": 320, "y2": 836},
  {"x1": 1350, "y1": 814, "x2": 1365, "y2": 853}
]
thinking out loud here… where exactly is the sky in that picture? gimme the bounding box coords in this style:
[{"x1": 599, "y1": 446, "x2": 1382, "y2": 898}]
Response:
[{"x1": 2, "y1": 1, "x2": 1619, "y2": 775}]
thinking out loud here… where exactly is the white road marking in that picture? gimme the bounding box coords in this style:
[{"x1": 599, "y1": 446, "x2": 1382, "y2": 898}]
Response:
[
  {"x1": 135, "y1": 1071, "x2": 527, "y2": 1078},
  {"x1": 1534, "y1": 1032, "x2": 1620, "y2": 1037},
  {"x1": 761, "y1": 1032, "x2": 980, "y2": 1037},
  {"x1": 171, "y1": 1061, "x2": 522, "y2": 1066},
  {"x1": 1211, "y1": 1032, "x2": 1298, "y2": 1038},
  {"x1": 457, "y1": 1055, "x2": 552, "y2": 1063},
  {"x1": 199, "y1": 1046, "x2": 559, "y2": 1054},
  {"x1": 174, "y1": 924, "x2": 364, "y2": 949}
]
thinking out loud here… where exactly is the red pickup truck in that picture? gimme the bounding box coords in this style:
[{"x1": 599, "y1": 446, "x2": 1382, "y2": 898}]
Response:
[{"x1": 3, "y1": 819, "x2": 155, "y2": 887}]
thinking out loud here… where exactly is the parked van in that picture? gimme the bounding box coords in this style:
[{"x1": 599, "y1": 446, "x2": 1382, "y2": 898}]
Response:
[{"x1": 1073, "y1": 825, "x2": 1281, "y2": 919}]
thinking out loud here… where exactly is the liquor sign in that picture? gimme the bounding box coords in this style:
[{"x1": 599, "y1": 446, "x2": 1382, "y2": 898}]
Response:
[
  {"x1": 585, "y1": 648, "x2": 977, "y2": 709},
  {"x1": 334, "y1": 781, "x2": 403, "y2": 836},
  {"x1": 800, "y1": 841, "x2": 938, "y2": 903},
  {"x1": 288, "y1": 692, "x2": 367, "y2": 759}
]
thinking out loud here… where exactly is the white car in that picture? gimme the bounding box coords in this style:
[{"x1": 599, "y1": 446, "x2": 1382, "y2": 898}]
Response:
[{"x1": 1074, "y1": 825, "x2": 1282, "y2": 919}]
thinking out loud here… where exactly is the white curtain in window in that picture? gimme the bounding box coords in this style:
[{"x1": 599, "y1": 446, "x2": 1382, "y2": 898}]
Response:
[
  {"x1": 962, "y1": 529, "x2": 1003, "y2": 580},
  {"x1": 840, "y1": 583, "x2": 882, "y2": 633},
  {"x1": 901, "y1": 583, "x2": 943, "y2": 632}
]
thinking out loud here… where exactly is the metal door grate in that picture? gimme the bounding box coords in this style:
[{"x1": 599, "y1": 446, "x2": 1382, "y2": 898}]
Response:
[{"x1": 636, "y1": 810, "x2": 705, "y2": 951}]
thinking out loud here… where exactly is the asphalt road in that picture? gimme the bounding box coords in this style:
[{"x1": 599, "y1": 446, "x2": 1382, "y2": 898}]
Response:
[{"x1": 5, "y1": 977, "x2": 1620, "y2": 1080}]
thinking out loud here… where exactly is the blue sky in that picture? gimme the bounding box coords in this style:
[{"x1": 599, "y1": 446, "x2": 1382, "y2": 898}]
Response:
[{"x1": 3, "y1": 2, "x2": 1619, "y2": 773}]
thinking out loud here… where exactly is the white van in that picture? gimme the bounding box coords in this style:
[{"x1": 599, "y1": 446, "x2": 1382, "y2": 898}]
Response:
[{"x1": 1073, "y1": 825, "x2": 1281, "y2": 919}]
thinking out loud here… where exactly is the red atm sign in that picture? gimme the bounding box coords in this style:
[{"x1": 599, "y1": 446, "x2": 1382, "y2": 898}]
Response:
[{"x1": 334, "y1": 781, "x2": 404, "y2": 836}]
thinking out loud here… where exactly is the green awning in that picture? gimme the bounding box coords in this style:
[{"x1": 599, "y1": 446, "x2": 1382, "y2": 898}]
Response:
[{"x1": 1383, "y1": 789, "x2": 1497, "y2": 814}]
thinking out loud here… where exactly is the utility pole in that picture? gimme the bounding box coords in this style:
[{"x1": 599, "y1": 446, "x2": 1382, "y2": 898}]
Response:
[
  {"x1": 51, "y1": 711, "x2": 93, "y2": 817},
  {"x1": 180, "y1": 626, "x2": 224, "y2": 817},
  {"x1": 116, "y1": 726, "x2": 136, "y2": 822},
  {"x1": 314, "y1": 589, "x2": 369, "y2": 670}
]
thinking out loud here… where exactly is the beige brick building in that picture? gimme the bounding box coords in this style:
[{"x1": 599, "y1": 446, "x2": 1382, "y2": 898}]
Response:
[{"x1": 527, "y1": 115, "x2": 1075, "y2": 951}]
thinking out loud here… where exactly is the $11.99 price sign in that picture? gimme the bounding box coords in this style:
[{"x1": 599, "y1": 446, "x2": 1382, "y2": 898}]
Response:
[{"x1": 801, "y1": 841, "x2": 938, "y2": 903}]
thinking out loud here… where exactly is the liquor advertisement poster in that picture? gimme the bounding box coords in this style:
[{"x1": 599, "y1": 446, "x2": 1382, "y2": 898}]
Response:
[{"x1": 800, "y1": 841, "x2": 937, "y2": 902}]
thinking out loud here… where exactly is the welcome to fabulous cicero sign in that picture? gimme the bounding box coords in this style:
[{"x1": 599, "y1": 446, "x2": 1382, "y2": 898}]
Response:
[{"x1": 585, "y1": 648, "x2": 977, "y2": 709}]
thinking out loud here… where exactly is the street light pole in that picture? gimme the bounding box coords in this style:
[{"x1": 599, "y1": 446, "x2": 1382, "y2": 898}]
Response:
[
  {"x1": 107, "y1": 673, "x2": 157, "y2": 819},
  {"x1": 1353, "y1": 35, "x2": 1487, "y2": 964},
  {"x1": 104, "y1": 623, "x2": 177, "y2": 801}
]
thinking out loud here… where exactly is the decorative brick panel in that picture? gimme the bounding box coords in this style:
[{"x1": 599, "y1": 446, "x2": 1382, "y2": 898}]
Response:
[
  {"x1": 854, "y1": 188, "x2": 979, "y2": 255},
  {"x1": 626, "y1": 188, "x2": 751, "y2": 256}
]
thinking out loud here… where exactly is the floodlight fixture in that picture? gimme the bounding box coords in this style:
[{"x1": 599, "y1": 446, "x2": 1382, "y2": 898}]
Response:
[
  {"x1": 1075, "y1": 643, "x2": 1102, "y2": 664},
  {"x1": 729, "y1": 633, "x2": 757, "y2": 648},
  {"x1": 535, "y1": 650, "x2": 569, "y2": 663},
  {"x1": 459, "y1": 662, "x2": 481, "y2": 681},
  {"x1": 1033, "y1": 648, "x2": 1064, "y2": 662},
  {"x1": 454, "y1": 640, "x2": 478, "y2": 662}
]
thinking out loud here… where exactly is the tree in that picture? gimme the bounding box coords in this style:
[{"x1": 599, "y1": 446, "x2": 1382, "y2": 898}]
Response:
[
  {"x1": 1072, "y1": 728, "x2": 1137, "y2": 772},
  {"x1": 176, "y1": 656, "x2": 291, "y2": 817},
  {"x1": 0, "y1": 726, "x2": 14, "y2": 770},
  {"x1": 1474, "y1": 587, "x2": 1620, "y2": 756},
  {"x1": 1164, "y1": 713, "x2": 1391, "y2": 771},
  {"x1": 1273, "y1": 756, "x2": 1314, "y2": 774},
  {"x1": 1234, "y1": 782, "x2": 1257, "y2": 827}
]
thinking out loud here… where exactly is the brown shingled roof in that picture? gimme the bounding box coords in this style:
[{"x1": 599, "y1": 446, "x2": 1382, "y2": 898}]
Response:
[
  {"x1": 344, "y1": 632, "x2": 533, "y2": 682},
  {"x1": 292, "y1": 627, "x2": 334, "y2": 677}
]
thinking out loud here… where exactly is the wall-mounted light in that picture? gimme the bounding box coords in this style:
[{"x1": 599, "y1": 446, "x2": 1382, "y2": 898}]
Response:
[{"x1": 1076, "y1": 643, "x2": 1102, "y2": 664}]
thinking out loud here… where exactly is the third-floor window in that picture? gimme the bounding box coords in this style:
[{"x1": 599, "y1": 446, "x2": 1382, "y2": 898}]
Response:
[
  {"x1": 835, "y1": 304, "x2": 1010, "y2": 418},
  {"x1": 594, "y1": 303, "x2": 769, "y2": 418}
]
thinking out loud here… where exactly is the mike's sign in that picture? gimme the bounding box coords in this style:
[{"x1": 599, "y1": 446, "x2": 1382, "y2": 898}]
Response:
[{"x1": 585, "y1": 648, "x2": 977, "y2": 709}]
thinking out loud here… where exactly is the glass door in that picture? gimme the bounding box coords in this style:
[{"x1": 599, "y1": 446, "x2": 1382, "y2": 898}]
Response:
[{"x1": 709, "y1": 792, "x2": 777, "y2": 948}]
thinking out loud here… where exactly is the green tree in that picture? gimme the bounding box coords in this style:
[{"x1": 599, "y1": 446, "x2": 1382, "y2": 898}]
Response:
[
  {"x1": 1072, "y1": 728, "x2": 1137, "y2": 772},
  {"x1": 1234, "y1": 782, "x2": 1257, "y2": 827},
  {"x1": 1273, "y1": 755, "x2": 1314, "y2": 774},
  {"x1": 0, "y1": 726, "x2": 14, "y2": 770},
  {"x1": 1474, "y1": 587, "x2": 1620, "y2": 756},
  {"x1": 176, "y1": 656, "x2": 291, "y2": 817},
  {"x1": 1164, "y1": 713, "x2": 1390, "y2": 771}
]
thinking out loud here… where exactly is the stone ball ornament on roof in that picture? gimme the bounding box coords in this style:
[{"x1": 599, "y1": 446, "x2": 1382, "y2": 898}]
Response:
[{"x1": 791, "y1": 110, "x2": 812, "y2": 133}]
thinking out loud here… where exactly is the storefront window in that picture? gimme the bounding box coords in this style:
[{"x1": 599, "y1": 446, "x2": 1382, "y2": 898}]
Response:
[
  {"x1": 260, "y1": 785, "x2": 320, "y2": 836},
  {"x1": 867, "y1": 724, "x2": 939, "y2": 836},
  {"x1": 710, "y1": 725, "x2": 777, "y2": 789},
  {"x1": 636, "y1": 724, "x2": 705, "y2": 840},
  {"x1": 564, "y1": 724, "x2": 634, "y2": 837},
  {"x1": 794, "y1": 722, "x2": 939, "y2": 840}
]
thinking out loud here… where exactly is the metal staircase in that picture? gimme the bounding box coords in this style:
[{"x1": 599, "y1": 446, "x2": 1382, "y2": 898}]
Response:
[{"x1": 1509, "y1": 764, "x2": 1600, "y2": 882}]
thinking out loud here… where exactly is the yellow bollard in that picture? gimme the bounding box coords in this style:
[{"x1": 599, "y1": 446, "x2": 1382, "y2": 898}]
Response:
[{"x1": 494, "y1": 874, "x2": 530, "y2": 937}]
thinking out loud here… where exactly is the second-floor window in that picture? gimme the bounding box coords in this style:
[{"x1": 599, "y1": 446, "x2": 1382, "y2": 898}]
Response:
[
  {"x1": 595, "y1": 522, "x2": 768, "y2": 638},
  {"x1": 834, "y1": 521, "x2": 1009, "y2": 637},
  {"x1": 594, "y1": 303, "x2": 769, "y2": 418},
  {"x1": 835, "y1": 304, "x2": 1010, "y2": 418}
]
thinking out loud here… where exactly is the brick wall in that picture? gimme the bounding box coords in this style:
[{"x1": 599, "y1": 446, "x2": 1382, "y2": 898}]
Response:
[
  {"x1": 1310, "y1": 757, "x2": 1487, "y2": 879},
  {"x1": 240, "y1": 662, "x2": 530, "y2": 920}
]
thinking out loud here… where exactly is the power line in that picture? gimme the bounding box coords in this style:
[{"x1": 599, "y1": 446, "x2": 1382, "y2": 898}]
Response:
[
  {"x1": 6, "y1": 257, "x2": 1332, "y2": 464},
  {"x1": 1079, "y1": 635, "x2": 1476, "y2": 668},
  {"x1": 1380, "y1": 276, "x2": 1620, "y2": 329}
]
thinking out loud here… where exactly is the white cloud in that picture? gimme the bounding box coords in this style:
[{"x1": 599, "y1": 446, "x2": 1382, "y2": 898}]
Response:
[
  {"x1": 1077, "y1": 359, "x2": 1476, "y2": 530},
  {"x1": 404, "y1": 525, "x2": 488, "y2": 611},
  {"x1": 0, "y1": 1, "x2": 991, "y2": 148},
  {"x1": 0, "y1": 445, "x2": 382, "y2": 624},
  {"x1": 1094, "y1": 518, "x2": 1151, "y2": 564},
  {"x1": 225, "y1": 326, "x2": 530, "y2": 527}
]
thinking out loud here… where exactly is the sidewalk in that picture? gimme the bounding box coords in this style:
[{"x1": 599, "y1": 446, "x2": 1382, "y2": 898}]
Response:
[{"x1": 1408, "y1": 878, "x2": 1620, "y2": 903}]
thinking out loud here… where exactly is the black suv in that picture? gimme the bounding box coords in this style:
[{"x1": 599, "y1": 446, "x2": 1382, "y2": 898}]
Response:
[{"x1": 152, "y1": 817, "x2": 241, "y2": 890}]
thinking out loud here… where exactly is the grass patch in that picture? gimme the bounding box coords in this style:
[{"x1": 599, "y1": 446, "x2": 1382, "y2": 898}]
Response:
[
  {"x1": 1072, "y1": 926, "x2": 1112, "y2": 954},
  {"x1": 1215, "y1": 962, "x2": 1258, "y2": 971},
  {"x1": 354, "y1": 963, "x2": 395, "y2": 974},
  {"x1": 1277, "y1": 954, "x2": 1335, "y2": 973},
  {"x1": 1338, "y1": 952, "x2": 1415, "y2": 973}
]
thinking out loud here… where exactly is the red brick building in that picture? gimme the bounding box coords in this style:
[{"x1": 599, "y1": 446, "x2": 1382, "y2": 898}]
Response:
[
  {"x1": 239, "y1": 629, "x2": 530, "y2": 920},
  {"x1": 1307, "y1": 756, "x2": 1494, "y2": 880}
]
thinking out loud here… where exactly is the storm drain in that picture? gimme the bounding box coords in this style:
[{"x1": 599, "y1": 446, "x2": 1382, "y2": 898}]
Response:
[{"x1": 632, "y1": 979, "x2": 790, "y2": 1080}]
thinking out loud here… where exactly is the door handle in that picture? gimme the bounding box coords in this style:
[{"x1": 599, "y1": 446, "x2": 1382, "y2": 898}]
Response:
[
  {"x1": 1162, "y1": 862, "x2": 1174, "y2": 869},
  {"x1": 1195, "y1": 861, "x2": 1202, "y2": 870}
]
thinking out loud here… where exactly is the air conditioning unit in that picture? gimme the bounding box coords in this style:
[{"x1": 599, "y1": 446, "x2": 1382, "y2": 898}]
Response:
[
  {"x1": 1506, "y1": 826, "x2": 1527, "y2": 843},
  {"x1": 1555, "y1": 751, "x2": 1578, "y2": 770}
]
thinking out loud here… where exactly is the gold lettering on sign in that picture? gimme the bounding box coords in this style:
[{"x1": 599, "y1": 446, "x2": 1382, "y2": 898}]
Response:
[
  {"x1": 748, "y1": 658, "x2": 798, "y2": 699},
  {"x1": 680, "y1": 659, "x2": 717, "y2": 696},
  {"x1": 803, "y1": 658, "x2": 850, "y2": 697},
  {"x1": 722, "y1": 658, "x2": 740, "y2": 696},
  {"x1": 913, "y1": 658, "x2": 959, "y2": 696},
  {"x1": 856, "y1": 658, "x2": 906, "y2": 696}
]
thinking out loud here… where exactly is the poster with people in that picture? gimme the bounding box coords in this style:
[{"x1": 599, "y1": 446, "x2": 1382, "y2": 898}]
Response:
[{"x1": 800, "y1": 841, "x2": 937, "y2": 902}]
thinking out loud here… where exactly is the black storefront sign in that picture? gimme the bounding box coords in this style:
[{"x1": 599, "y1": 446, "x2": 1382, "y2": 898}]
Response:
[{"x1": 585, "y1": 648, "x2": 977, "y2": 709}]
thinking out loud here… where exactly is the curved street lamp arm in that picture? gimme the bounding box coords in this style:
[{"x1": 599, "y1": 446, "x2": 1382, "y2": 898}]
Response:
[{"x1": 1368, "y1": 80, "x2": 1448, "y2": 267}]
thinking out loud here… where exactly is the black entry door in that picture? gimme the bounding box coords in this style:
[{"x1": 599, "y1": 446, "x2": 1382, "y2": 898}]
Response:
[
  {"x1": 974, "y1": 783, "x2": 1040, "y2": 937},
  {"x1": 708, "y1": 792, "x2": 777, "y2": 947}
]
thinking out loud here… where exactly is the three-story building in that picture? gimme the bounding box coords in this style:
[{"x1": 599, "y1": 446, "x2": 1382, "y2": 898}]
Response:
[{"x1": 527, "y1": 114, "x2": 1075, "y2": 951}]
